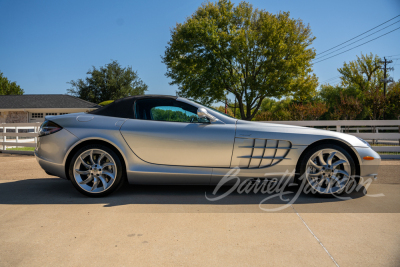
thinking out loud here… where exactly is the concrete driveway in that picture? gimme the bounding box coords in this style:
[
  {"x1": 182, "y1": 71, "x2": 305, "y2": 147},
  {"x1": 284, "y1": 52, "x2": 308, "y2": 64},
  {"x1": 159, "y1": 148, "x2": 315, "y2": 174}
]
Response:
[{"x1": 0, "y1": 154, "x2": 399, "y2": 266}]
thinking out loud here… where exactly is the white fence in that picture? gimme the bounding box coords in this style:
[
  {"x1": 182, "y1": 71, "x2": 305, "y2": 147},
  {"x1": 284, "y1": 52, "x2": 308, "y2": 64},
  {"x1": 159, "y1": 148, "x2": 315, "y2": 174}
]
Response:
[
  {"x1": 263, "y1": 120, "x2": 400, "y2": 154},
  {"x1": 0, "y1": 123, "x2": 41, "y2": 151}
]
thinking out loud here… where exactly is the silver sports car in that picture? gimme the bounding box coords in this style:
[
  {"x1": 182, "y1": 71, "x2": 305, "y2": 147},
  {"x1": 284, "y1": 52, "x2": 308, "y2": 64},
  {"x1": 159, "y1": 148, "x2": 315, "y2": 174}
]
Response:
[{"x1": 35, "y1": 95, "x2": 380, "y2": 197}]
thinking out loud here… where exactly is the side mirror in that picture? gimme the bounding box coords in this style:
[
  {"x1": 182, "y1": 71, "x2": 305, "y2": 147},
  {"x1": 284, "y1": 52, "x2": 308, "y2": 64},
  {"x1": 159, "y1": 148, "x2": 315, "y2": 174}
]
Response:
[{"x1": 197, "y1": 107, "x2": 218, "y2": 122}]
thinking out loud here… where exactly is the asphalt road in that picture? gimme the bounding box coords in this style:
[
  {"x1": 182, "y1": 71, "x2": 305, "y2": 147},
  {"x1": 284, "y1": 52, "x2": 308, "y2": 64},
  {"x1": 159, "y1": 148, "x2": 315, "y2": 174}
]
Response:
[{"x1": 0, "y1": 154, "x2": 399, "y2": 266}]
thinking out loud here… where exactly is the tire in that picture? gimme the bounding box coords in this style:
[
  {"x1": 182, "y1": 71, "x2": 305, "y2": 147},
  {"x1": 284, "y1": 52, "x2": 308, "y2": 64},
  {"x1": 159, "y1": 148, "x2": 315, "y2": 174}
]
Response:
[
  {"x1": 68, "y1": 144, "x2": 124, "y2": 197},
  {"x1": 297, "y1": 144, "x2": 357, "y2": 196}
]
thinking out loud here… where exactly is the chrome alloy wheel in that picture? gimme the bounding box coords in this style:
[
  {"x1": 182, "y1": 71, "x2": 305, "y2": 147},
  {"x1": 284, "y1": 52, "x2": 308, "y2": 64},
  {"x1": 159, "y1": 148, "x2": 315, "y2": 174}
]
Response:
[
  {"x1": 73, "y1": 149, "x2": 117, "y2": 193},
  {"x1": 305, "y1": 149, "x2": 352, "y2": 194}
]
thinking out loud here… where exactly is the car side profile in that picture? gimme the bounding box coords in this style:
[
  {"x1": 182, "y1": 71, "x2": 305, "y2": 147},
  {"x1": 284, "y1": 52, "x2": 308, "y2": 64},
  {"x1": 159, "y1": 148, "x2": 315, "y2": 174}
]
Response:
[{"x1": 35, "y1": 95, "x2": 381, "y2": 197}]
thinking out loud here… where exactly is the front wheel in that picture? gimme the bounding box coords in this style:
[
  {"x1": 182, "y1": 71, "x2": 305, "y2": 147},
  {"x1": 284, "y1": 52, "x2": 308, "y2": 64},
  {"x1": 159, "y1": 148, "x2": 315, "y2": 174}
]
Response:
[
  {"x1": 68, "y1": 144, "x2": 124, "y2": 197},
  {"x1": 297, "y1": 144, "x2": 357, "y2": 196}
]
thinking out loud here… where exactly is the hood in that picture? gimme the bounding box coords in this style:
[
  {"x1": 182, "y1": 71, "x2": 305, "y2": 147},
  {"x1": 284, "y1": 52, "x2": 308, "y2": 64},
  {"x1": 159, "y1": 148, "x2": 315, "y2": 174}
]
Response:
[{"x1": 236, "y1": 120, "x2": 367, "y2": 147}]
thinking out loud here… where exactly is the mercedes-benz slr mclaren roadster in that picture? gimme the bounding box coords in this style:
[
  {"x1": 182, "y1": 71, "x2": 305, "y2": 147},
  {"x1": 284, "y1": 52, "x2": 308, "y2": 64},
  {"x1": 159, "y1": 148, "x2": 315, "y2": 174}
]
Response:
[{"x1": 35, "y1": 95, "x2": 380, "y2": 197}]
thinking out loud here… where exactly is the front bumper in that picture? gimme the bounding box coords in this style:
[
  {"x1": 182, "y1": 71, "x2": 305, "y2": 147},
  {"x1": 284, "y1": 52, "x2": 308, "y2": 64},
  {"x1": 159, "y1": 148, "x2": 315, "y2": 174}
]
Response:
[{"x1": 353, "y1": 146, "x2": 381, "y2": 179}]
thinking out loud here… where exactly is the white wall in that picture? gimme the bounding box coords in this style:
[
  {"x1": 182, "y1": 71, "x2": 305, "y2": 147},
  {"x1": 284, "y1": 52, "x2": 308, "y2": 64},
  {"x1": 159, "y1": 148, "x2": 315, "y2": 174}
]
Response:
[{"x1": 27, "y1": 109, "x2": 95, "y2": 123}]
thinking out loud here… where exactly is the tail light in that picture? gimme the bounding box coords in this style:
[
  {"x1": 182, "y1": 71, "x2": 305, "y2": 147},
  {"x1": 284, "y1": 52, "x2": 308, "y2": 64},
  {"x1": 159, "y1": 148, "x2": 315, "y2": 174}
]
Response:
[{"x1": 38, "y1": 120, "x2": 63, "y2": 137}]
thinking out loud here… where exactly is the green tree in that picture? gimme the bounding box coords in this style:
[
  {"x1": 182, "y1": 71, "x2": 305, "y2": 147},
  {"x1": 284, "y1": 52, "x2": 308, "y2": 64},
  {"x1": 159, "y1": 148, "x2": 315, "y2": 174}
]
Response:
[
  {"x1": 67, "y1": 60, "x2": 148, "y2": 103},
  {"x1": 211, "y1": 105, "x2": 235, "y2": 117},
  {"x1": 387, "y1": 79, "x2": 400, "y2": 91},
  {"x1": 338, "y1": 53, "x2": 384, "y2": 91},
  {"x1": 162, "y1": 0, "x2": 318, "y2": 120},
  {"x1": 337, "y1": 53, "x2": 393, "y2": 120},
  {"x1": 151, "y1": 109, "x2": 196, "y2": 122},
  {"x1": 319, "y1": 84, "x2": 366, "y2": 120},
  {"x1": 336, "y1": 92, "x2": 363, "y2": 121},
  {"x1": 364, "y1": 86, "x2": 386, "y2": 120},
  {"x1": 255, "y1": 97, "x2": 293, "y2": 121},
  {"x1": 0, "y1": 72, "x2": 24, "y2": 95},
  {"x1": 386, "y1": 80, "x2": 400, "y2": 119}
]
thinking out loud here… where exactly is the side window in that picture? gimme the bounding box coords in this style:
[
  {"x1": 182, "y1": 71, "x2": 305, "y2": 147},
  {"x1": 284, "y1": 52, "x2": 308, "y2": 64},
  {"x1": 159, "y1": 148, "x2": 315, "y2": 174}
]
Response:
[
  {"x1": 135, "y1": 98, "x2": 209, "y2": 123},
  {"x1": 151, "y1": 106, "x2": 198, "y2": 122}
]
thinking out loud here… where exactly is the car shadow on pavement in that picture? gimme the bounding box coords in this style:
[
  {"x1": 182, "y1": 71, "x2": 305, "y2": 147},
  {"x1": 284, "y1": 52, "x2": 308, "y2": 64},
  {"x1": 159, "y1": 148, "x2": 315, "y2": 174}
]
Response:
[{"x1": 0, "y1": 178, "x2": 368, "y2": 208}]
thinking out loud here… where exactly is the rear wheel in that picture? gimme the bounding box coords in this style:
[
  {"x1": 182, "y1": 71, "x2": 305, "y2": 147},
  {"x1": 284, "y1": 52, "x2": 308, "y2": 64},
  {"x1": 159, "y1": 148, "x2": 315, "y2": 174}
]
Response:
[
  {"x1": 298, "y1": 144, "x2": 357, "y2": 196},
  {"x1": 68, "y1": 144, "x2": 124, "y2": 197}
]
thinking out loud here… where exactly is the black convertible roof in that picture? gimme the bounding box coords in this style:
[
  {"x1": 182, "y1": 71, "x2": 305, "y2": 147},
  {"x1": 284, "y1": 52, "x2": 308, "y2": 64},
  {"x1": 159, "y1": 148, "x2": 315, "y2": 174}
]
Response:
[{"x1": 88, "y1": 95, "x2": 177, "y2": 119}]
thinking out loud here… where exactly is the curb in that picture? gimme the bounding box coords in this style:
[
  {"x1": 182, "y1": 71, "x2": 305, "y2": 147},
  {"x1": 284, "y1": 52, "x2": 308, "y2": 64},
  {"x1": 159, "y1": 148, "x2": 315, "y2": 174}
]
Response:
[{"x1": 380, "y1": 154, "x2": 400, "y2": 159}]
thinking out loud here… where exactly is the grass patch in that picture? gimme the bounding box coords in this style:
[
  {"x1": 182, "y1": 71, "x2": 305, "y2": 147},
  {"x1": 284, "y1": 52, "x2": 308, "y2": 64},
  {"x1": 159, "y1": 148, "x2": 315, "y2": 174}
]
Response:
[{"x1": 6, "y1": 147, "x2": 35, "y2": 151}]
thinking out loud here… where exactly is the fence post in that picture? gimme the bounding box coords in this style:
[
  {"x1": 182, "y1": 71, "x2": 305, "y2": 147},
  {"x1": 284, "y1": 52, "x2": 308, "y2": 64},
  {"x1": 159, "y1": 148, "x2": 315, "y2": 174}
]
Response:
[
  {"x1": 34, "y1": 126, "x2": 38, "y2": 144},
  {"x1": 15, "y1": 126, "x2": 19, "y2": 145},
  {"x1": 3, "y1": 126, "x2": 6, "y2": 151},
  {"x1": 1, "y1": 123, "x2": 3, "y2": 151},
  {"x1": 336, "y1": 125, "x2": 341, "y2": 132}
]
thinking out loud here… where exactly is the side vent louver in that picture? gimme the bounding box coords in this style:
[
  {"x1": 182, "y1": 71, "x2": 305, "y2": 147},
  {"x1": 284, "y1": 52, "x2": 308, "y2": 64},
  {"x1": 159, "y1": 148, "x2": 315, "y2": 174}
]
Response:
[{"x1": 232, "y1": 138, "x2": 293, "y2": 169}]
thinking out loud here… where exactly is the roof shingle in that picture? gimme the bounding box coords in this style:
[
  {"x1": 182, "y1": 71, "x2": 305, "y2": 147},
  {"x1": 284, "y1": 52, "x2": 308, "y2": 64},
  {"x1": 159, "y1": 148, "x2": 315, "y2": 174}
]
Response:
[{"x1": 0, "y1": 94, "x2": 100, "y2": 109}]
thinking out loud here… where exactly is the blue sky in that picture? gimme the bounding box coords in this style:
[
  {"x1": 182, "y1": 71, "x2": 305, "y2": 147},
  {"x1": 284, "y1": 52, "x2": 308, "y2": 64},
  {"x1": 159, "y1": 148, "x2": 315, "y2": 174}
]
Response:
[{"x1": 1, "y1": 0, "x2": 399, "y2": 102}]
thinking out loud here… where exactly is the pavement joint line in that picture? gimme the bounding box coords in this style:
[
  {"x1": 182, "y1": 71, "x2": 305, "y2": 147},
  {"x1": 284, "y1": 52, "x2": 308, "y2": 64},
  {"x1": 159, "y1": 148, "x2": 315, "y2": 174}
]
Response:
[{"x1": 290, "y1": 205, "x2": 340, "y2": 267}]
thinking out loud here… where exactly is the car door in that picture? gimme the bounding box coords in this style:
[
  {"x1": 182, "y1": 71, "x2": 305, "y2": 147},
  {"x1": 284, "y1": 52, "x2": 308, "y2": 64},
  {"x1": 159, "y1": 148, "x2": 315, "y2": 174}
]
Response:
[{"x1": 120, "y1": 98, "x2": 236, "y2": 167}]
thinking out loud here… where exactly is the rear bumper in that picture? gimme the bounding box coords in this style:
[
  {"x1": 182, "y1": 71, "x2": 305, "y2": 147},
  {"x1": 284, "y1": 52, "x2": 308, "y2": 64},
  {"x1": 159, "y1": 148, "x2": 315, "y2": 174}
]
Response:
[
  {"x1": 35, "y1": 152, "x2": 68, "y2": 179},
  {"x1": 35, "y1": 129, "x2": 79, "y2": 179}
]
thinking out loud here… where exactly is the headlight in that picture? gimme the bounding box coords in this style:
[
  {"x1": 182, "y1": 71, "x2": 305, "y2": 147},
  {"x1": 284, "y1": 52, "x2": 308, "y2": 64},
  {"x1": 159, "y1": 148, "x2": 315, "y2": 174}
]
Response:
[
  {"x1": 357, "y1": 137, "x2": 371, "y2": 148},
  {"x1": 38, "y1": 120, "x2": 63, "y2": 137}
]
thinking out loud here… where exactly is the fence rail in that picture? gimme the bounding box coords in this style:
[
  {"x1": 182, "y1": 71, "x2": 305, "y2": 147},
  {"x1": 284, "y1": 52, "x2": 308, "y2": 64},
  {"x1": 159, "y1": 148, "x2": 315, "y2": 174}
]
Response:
[
  {"x1": 0, "y1": 123, "x2": 41, "y2": 151},
  {"x1": 262, "y1": 120, "x2": 400, "y2": 127}
]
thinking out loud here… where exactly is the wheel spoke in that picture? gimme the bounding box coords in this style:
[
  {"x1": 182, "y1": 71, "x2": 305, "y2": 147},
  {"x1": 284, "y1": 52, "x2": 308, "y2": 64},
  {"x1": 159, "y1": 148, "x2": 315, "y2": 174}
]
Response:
[
  {"x1": 97, "y1": 153, "x2": 105, "y2": 165},
  {"x1": 101, "y1": 162, "x2": 114, "y2": 168},
  {"x1": 75, "y1": 169, "x2": 89, "y2": 175},
  {"x1": 308, "y1": 160, "x2": 322, "y2": 170},
  {"x1": 318, "y1": 152, "x2": 326, "y2": 166},
  {"x1": 332, "y1": 159, "x2": 347, "y2": 167},
  {"x1": 79, "y1": 175, "x2": 94, "y2": 184},
  {"x1": 334, "y1": 169, "x2": 349, "y2": 177},
  {"x1": 89, "y1": 150, "x2": 95, "y2": 165},
  {"x1": 330, "y1": 175, "x2": 341, "y2": 184},
  {"x1": 98, "y1": 176, "x2": 108, "y2": 190},
  {"x1": 103, "y1": 171, "x2": 115, "y2": 180},
  {"x1": 80, "y1": 157, "x2": 90, "y2": 169},
  {"x1": 325, "y1": 179, "x2": 334, "y2": 192},
  {"x1": 313, "y1": 178, "x2": 325, "y2": 189},
  {"x1": 331, "y1": 175, "x2": 348, "y2": 187},
  {"x1": 309, "y1": 171, "x2": 323, "y2": 177},
  {"x1": 91, "y1": 177, "x2": 99, "y2": 191},
  {"x1": 327, "y1": 151, "x2": 336, "y2": 165}
]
